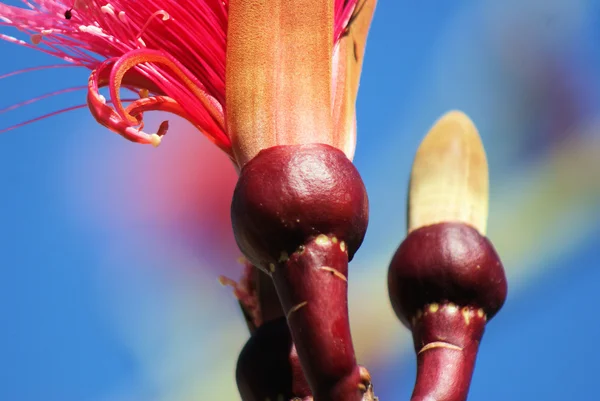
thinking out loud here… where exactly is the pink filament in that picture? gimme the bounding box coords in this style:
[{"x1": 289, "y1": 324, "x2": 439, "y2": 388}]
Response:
[
  {"x1": 0, "y1": 98, "x2": 138, "y2": 134},
  {"x1": 0, "y1": 0, "x2": 360, "y2": 155}
]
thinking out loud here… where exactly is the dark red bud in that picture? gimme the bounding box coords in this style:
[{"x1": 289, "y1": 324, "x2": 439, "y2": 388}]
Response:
[
  {"x1": 388, "y1": 222, "x2": 507, "y2": 327},
  {"x1": 236, "y1": 317, "x2": 311, "y2": 401},
  {"x1": 231, "y1": 143, "x2": 369, "y2": 271}
]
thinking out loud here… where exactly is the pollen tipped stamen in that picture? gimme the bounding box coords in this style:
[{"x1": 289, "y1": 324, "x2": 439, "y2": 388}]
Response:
[
  {"x1": 149, "y1": 133, "x2": 161, "y2": 146},
  {"x1": 87, "y1": 63, "x2": 161, "y2": 145},
  {"x1": 78, "y1": 47, "x2": 232, "y2": 149},
  {"x1": 1, "y1": 0, "x2": 369, "y2": 161},
  {"x1": 1, "y1": 0, "x2": 234, "y2": 152},
  {"x1": 123, "y1": 95, "x2": 232, "y2": 154},
  {"x1": 135, "y1": 9, "x2": 169, "y2": 40},
  {"x1": 100, "y1": 4, "x2": 115, "y2": 17}
]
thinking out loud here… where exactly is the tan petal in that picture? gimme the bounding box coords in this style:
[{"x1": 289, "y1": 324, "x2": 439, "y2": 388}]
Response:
[
  {"x1": 346, "y1": 0, "x2": 377, "y2": 104},
  {"x1": 227, "y1": 0, "x2": 334, "y2": 166},
  {"x1": 332, "y1": 0, "x2": 377, "y2": 160},
  {"x1": 408, "y1": 111, "x2": 489, "y2": 235}
]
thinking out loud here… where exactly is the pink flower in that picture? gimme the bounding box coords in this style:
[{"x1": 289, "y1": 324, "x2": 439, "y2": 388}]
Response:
[{"x1": 1, "y1": 0, "x2": 375, "y2": 164}]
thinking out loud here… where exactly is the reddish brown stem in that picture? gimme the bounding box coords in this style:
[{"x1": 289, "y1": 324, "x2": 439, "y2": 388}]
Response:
[
  {"x1": 272, "y1": 234, "x2": 363, "y2": 401},
  {"x1": 231, "y1": 144, "x2": 375, "y2": 401},
  {"x1": 388, "y1": 223, "x2": 507, "y2": 401},
  {"x1": 410, "y1": 304, "x2": 485, "y2": 401}
]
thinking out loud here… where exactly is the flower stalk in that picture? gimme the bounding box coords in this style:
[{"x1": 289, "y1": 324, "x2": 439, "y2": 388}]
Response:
[
  {"x1": 231, "y1": 143, "x2": 374, "y2": 401},
  {"x1": 226, "y1": 0, "x2": 377, "y2": 399},
  {"x1": 387, "y1": 111, "x2": 508, "y2": 401}
]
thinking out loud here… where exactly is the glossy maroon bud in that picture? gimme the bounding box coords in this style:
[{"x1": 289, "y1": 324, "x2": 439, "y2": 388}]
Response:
[
  {"x1": 231, "y1": 143, "x2": 369, "y2": 270},
  {"x1": 388, "y1": 222, "x2": 507, "y2": 327}
]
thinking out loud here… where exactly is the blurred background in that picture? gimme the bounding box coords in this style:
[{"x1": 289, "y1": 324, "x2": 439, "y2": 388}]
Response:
[{"x1": 1, "y1": 0, "x2": 599, "y2": 400}]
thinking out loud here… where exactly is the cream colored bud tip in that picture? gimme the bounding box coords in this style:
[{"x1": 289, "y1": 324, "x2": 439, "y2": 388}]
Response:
[
  {"x1": 149, "y1": 133, "x2": 162, "y2": 147},
  {"x1": 408, "y1": 110, "x2": 489, "y2": 235}
]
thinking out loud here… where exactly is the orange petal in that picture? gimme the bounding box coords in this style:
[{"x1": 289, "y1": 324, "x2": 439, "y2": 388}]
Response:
[
  {"x1": 226, "y1": 0, "x2": 334, "y2": 166},
  {"x1": 332, "y1": 0, "x2": 377, "y2": 160}
]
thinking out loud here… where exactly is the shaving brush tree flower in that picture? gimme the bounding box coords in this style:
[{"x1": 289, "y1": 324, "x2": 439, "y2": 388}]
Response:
[
  {"x1": 227, "y1": 2, "x2": 377, "y2": 399},
  {"x1": 1, "y1": 0, "x2": 377, "y2": 400}
]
